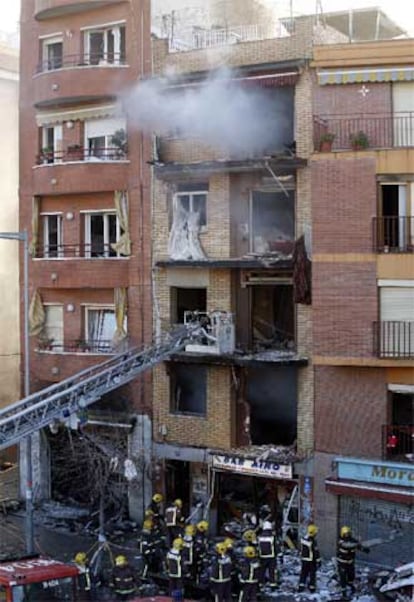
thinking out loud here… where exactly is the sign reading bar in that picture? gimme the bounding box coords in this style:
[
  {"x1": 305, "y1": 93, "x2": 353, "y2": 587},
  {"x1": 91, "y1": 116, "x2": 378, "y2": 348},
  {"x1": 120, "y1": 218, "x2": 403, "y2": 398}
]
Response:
[{"x1": 212, "y1": 454, "x2": 292, "y2": 480}]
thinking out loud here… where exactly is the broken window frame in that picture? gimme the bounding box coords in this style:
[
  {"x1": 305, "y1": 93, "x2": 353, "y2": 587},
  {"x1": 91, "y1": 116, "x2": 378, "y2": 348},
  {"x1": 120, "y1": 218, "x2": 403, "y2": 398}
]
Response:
[
  {"x1": 83, "y1": 210, "x2": 121, "y2": 258},
  {"x1": 249, "y1": 188, "x2": 295, "y2": 254},
  {"x1": 170, "y1": 287, "x2": 207, "y2": 324},
  {"x1": 83, "y1": 304, "x2": 122, "y2": 351},
  {"x1": 173, "y1": 189, "x2": 208, "y2": 232},
  {"x1": 170, "y1": 363, "x2": 207, "y2": 417}
]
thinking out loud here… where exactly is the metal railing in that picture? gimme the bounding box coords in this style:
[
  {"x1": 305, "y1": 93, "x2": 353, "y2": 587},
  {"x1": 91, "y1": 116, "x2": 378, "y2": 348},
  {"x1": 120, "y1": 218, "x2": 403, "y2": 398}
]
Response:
[
  {"x1": 36, "y1": 339, "x2": 118, "y2": 354},
  {"x1": 373, "y1": 321, "x2": 414, "y2": 359},
  {"x1": 314, "y1": 112, "x2": 414, "y2": 150},
  {"x1": 36, "y1": 146, "x2": 127, "y2": 165},
  {"x1": 35, "y1": 52, "x2": 126, "y2": 74},
  {"x1": 382, "y1": 424, "x2": 414, "y2": 461},
  {"x1": 34, "y1": 243, "x2": 125, "y2": 259},
  {"x1": 373, "y1": 216, "x2": 414, "y2": 253}
]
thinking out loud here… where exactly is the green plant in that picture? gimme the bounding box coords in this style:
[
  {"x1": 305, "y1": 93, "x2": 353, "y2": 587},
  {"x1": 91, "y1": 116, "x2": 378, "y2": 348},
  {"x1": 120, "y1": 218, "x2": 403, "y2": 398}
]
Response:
[
  {"x1": 38, "y1": 336, "x2": 54, "y2": 350},
  {"x1": 319, "y1": 132, "x2": 335, "y2": 143},
  {"x1": 350, "y1": 130, "x2": 369, "y2": 149}
]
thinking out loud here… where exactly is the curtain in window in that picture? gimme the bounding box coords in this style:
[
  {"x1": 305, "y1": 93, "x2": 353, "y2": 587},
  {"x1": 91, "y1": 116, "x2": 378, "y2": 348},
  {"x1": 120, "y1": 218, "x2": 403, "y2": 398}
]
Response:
[
  {"x1": 29, "y1": 290, "x2": 45, "y2": 336},
  {"x1": 113, "y1": 287, "x2": 127, "y2": 344},
  {"x1": 88, "y1": 309, "x2": 115, "y2": 343},
  {"x1": 111, "y1": 190, "x2": 131, "y2": 256},
  {"x1": 29, "y1": 197, "x2": 40, "y2": 257}
]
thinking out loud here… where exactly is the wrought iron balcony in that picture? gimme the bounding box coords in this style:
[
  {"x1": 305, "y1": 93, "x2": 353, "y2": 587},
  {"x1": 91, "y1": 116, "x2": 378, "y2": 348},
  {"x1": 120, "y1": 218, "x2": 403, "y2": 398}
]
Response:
[
  {"x1": 35, "y1": 52, "x2": 126, "y2": 74},
  {"x1": 36, "y1": 146, "x2": 127, "y2": 165},
  {"x1": 373, "y1": 321, "x2": 414, "y2": 359},
  {"x1": 382, "y1": 424, "x2": 414, "y2": 462},
  {"x1": 314, "y1": 112, "x2": 414, "y2": 150},
  {"x1": 373, "y1": 216, "x2": 414, "y2": 253},
  {"x1": 34, "y1": 243, "x2": 126, "y2": 259},
  {"x1": 36, "y1": 338, "x2": 116, "y2": 354}
]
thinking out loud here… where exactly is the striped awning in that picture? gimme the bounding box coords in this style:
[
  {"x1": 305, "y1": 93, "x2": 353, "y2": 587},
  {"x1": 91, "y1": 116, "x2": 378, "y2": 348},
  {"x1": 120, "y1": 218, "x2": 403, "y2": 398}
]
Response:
[
  {"x1": 35, "y1": 104, "x2": 117, "y2": 126},
  {"x1": 318, "y1": 66, "x2": 414, "y2": 86}
]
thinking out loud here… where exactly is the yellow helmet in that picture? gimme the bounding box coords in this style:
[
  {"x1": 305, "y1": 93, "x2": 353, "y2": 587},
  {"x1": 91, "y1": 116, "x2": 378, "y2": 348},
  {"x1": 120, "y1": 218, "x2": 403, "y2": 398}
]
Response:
[
  {"x1": 115, "y1": 555, "x2": 127, "y2": 566},
  {"x1": 74, "y1": 552, "x2": 87, "y2": 565},
  {"x1": 185, "y1": 524, "x2": 196, "y2": 536},
  {"x1": 197, "y1": 520, "x2": 209, "y2": 532},
  {"x1": 307, "y1": 524, "x2": 318, "y2": 537},
  {"x1": 173, "y1": 537, "x2": 184, "y2": 550},
  {"x1": 143, "y1": 519, "x2": 153, "y2": 530},
  {"x1": 243, "y1": 529, "x2": 257, "y2": 543},
  {"x1": 215, "y1": 542, "x2": 227, "y2": 555},
  {"x1": 174, "y1": 498, "x2": 183, "y2": 508},
  {"x1": 224, "y1": 537, "x2": 234, "y2": 549},
  {"x1": 153, "y1": 493, "x2": 163, "y2": 504},
  {"x1": 145, "y1": 509, "x2": 154, "y2": 518},
  {"x1": 340, "y1": 526, "x2": 351, "y2": 538},
  {"x1": 244, "y1": 546, "x2": 256, "y2": 558}
]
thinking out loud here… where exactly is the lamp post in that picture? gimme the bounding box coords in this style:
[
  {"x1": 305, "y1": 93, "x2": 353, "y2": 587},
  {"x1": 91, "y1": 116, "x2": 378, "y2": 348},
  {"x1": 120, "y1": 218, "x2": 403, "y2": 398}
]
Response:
[{"x1": 0, "y1": 230, "x2": 34, "y2": 553}]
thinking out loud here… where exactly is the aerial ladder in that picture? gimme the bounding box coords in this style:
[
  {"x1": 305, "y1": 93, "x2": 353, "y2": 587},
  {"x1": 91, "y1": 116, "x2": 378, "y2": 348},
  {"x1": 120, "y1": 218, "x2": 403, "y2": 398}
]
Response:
[{"x1": 0, "y1": 326, "x2": 197, "y2": 451}]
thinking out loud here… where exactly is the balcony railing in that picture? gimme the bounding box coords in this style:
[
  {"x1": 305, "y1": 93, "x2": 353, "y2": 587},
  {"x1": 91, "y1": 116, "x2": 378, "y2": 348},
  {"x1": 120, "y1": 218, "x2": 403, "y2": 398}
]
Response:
[
  {"x1": 373, "y1": 321, "x2": 414, "y2": 359},
  {"x1": 314, "y1": 112, "x2": 414, "y2": 150},
  {"x1": 382, "y1": 424, "x2": 414, "y2": 462},
  {"x1": 34, "y1": 243, "x2": 125, "y2": 259},
  {"x1": 37, "y1": 146, "x2": 127, "y2": 165},
  {"x1": 35, "y1": 53, "x2": 127, "y2": 74},
  {"x1": 36, "y1": 338, "x2": 116, "y2": 354},
  {"x1": 373, "y1": 216, "x2": 414, "y2": 253}
]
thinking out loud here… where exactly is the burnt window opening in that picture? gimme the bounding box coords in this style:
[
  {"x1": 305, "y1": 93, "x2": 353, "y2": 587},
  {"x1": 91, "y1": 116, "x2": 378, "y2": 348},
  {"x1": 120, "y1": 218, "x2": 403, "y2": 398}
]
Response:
[
  {"x1": 171, "y1": 287, "x2": 207, "y2": 324},
  {"x1": 170, "y1": 363, "x2": 207, "y2": 416},
  {"x1": 251, "y1": 284, "x2": 294, "y2": 351},
  {"x1": 247, "y1": 366, "x2": 297, "y2": 445},
  {"x1": 250, "y1": 190, "x2": 295, "y2": 254}
]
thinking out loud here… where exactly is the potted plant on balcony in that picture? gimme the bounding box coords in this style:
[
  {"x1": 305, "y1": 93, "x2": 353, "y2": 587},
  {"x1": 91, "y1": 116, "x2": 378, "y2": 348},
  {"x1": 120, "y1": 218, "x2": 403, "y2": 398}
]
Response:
[
  {"x1": 40, "y1": 147, "x2": 54, "y2": 164},
  {"x1": 350, "y1": 130, "x2": 369, "y2": 151},
  {"x1": 76, "y1": 339, "x2": 91, "y2": 352},
  {"x1": 319, "y1": 132, "x2": 335, "y2": 152},
  {"x1": 66, "y1": 144, "x2": 83, "y2": 161},
  {"x1": 38, "y1": 336, "x2": 54, "y2": 351}
]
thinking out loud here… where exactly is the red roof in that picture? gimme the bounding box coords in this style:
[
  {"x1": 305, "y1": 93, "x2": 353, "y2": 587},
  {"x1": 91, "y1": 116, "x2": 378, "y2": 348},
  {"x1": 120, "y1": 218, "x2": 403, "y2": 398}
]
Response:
[{"x1": 0, "y1": 556, "x2": 79, "y2": 586}]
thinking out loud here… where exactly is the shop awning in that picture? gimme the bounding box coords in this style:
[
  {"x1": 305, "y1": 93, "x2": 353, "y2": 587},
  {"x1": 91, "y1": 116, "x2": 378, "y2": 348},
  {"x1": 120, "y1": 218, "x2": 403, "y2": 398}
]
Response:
[
  {"x1": 326, "y1": 478, "x2": 413, "y2": 505},
  {"x1": 318, "y1": 66, "x2": 414, "y2": 85},
  {"x1": 35, "y1": 104, "x2": 117, "y2": 126}
]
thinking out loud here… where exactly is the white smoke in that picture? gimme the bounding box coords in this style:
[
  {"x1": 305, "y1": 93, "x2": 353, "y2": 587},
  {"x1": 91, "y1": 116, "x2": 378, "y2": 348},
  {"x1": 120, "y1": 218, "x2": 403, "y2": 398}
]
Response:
[{"x1": 121, "y1": 69, "x2": 293, "y2": 157}]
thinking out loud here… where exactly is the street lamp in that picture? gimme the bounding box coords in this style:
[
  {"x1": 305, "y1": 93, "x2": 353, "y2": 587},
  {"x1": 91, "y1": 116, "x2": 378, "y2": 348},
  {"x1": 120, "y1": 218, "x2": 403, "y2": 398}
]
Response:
[{"x1": 0, "y1": 230, "x2": 34, "y2": 553}]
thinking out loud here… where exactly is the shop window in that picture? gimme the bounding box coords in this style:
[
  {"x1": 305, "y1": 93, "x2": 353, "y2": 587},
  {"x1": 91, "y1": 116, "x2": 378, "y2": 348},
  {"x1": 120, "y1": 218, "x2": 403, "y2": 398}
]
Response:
[
  {"x1": 170, "y1": 364, "x2": 207, "y2": 416},
  {"x1": 41, "y1": 214, "x2": 63, "y2": 258},
  {"x1": 171, "y1": 287, "x2": 207, "y2": 324},
  {"x1": 41, "y1": 36, "x2": 63, "y2": 71},
  {"x1": 251, "y1": 284, "x2": 294, "y2": 351},
  {"x1": 83, "y1": 212, "x2": 120, "y2": 257},
  {"x1": 84, "y1": 25, "x2": 126, "y2": 65},
  {"x1": 250, "y1": 191, "x2": 294, "y2": 254}
]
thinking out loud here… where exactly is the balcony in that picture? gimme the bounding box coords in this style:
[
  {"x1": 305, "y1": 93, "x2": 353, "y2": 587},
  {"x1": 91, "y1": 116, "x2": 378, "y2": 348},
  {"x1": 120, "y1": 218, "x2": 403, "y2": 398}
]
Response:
[
  {"x1": 36, "y1": 338, "x2": 116, "y2": 354},
  {"x1": 314, "y1": 112, "x2": 414, "y2": 151},
  {"x1": 373, "y1": 321, "x2": 414, "y2": 359},
  {"x1": 35, "y1": 52, "x2": 126, "y2": 74},
  {"x1": 382, "y1": 424, "x2": 414, "y2": 463},
  {"x1": 33, "y1": 243, "x2": 126, "y2": 259},
  {"x1": 35, "y1": 0, "x2": 127, "y2": 21},
  {"x1": 37, "y1": 146, "x2": 127, "y2": 165},
  {"x1": 373, "y1": 217, "x2": 414, "y2": 253}
]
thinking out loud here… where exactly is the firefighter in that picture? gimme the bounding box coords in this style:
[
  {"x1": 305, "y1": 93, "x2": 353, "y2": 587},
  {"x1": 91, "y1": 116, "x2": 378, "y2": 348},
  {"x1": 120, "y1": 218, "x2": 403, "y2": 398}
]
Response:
[
  {"x1": 165, "y1": 498, "x2": 185, "y2": 544},
  {"x1": 242, "y1": 529, "x2": 257, "y2": 548},
  {"x1": 298, "y1": 524, "x2": 321, "y2": 593},
  {"x1": 166, "y1": 537, "x2": 185, "y2": 598},
  {"x1": 182, "y1": 524, "x2": 196, "y2": 578},
  {"x1": 257, "y1": 521, "x2": 280, "y2": 589},
  {"x1": 238, "y1": 546, "x2": 261, "y2": 602},
  {"x1": 147, "y1": 492, "x2": 164, "y2": 531},
  {"x1": 73, "y1": 552, "x2": 92, "y2": 599},
  {"x1": 194, "y1": 520, "x2": 209, "y2": 582},
  {"x1": 224, "y1": 537, "x2": 239, "y2": 598},
  {"x1": 138, "y1": 519, "x2": 154, "y2": 578},
  {"x1": 337, "y1": 525, "x2": 369, "y2": 599},
  {"x1": 111, "y1": 555, "x2": 137, "y2": 600},
  {"x1": 210, "y1": 541, "x2": 233, "y2": 602}
]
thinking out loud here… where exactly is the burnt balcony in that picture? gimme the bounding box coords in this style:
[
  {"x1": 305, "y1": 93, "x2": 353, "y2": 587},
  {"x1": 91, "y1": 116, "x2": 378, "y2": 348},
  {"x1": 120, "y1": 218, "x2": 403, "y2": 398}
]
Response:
[
  {"x1": 373, "y1": 216, "x2": 414, "y2": 253},
  {"x1": 35, "y1": 0, "x2": 127, "y2": 21},
  {"x1": 35, "y1": 52, "x2": 126, "y2": 74},
  {"x1": 36, "y1": 338, "x2": 117, "y2": 354},
  {"x1": 36, "y1": 146, "x2": 128, "y2": 165},
  {"x1": 382, "y1": 424, "x2": 414, "y2": 462},
  {"x1": 314, "y1": 112, "x2": 414, "y2": 151},
  {"x1": 373, "y1": 321, "x2": 414, "y2": 359}
]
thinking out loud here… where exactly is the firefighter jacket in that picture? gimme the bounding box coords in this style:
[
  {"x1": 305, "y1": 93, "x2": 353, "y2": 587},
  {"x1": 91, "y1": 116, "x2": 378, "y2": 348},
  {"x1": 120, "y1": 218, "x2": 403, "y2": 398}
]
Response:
[
  {"x1": 210, "y1": 555, "x2": 232, "y2": 583},
  {"x1": 182, "y1": 534, "x2": 194, "y2": 565},
  {"x1": 167, "y1": 548, "x2": 183, "y2": 578},
  {"x1": 300, "y1": 535, "x2": 321, "y2": 564},
  {"x1": 239, "y1": 558, "x2": 261, "y2": 584},
  {"x1": 112, "y1": 565, "x2": 136, "y2": 595},
  {"x1": 337, "y1": 536, "x2": 363, "y2": 564},
  {"x1": 165, "y1": 504, "x2": 183, "y2": 527},
  {"x1": 138, "y1": 529, "x2": 154, "y2": 558},
  {"x1": 257, "y1": 531, "x2": 277, "y2": 559}
]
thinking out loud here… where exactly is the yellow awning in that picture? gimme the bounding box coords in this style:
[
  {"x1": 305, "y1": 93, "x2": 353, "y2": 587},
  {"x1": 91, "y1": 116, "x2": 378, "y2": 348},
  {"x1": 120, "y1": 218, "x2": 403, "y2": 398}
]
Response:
[{"x1": 318, "y1": 66, "x2": 414, "y2": 85}]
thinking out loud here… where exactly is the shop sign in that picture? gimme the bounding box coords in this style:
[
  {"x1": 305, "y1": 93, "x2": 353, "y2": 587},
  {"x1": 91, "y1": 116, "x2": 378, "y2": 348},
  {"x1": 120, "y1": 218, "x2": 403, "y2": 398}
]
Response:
[
  {"x1": 336, "y1": 457, "x2": 414, "y2": 488},
  {"x1": 212, "y1": 454, "x2": 292, "y2": 479}
]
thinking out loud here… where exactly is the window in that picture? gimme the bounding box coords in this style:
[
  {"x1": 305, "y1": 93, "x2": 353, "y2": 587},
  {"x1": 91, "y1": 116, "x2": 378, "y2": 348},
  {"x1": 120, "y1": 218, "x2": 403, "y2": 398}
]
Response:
[
  {"x1": 250, "y1": 190, "x2": 294, "y2": 254},
  {"x1": 84, "y1": 212, "x2": 119, "y2": 257},
  {"x1": 41, "y1": 36, "x2": 63, "y2": 71},
  {"x1": 40, "y1": 125, "x2": 62, "y2": 163},
  {"x1": 393, "y1": 82, "x2": 414, "y2": 147},
  {"x1": 171, "y1": 287, "x2": 207, "y2": 323},
  {"x1": 170, "y1": 364, "x2": 207, "y2": 416},
  {"x1": 173, "y1": 183, "x2": 208, "y2": 230},
  {"x1": 85, "y1": 306, "x2": 117, "y2": 351},
  {"x1": 378, "y1": 283, "x2": 414, "y2": 358},
  {"x1": 378, "y1": 183, "x2": 413, "y2": 252},
  {"x1": 251, "y1": 284, "x2": 294, "y2": 350},
  {"x1": 43, "y1": 305, "x2": 63, "y2": 351},
  {"x1": 84, "y1": 25, "x2": 126, "y2": 65},
  {"x1": 84, "y1": 117, "x2": 126, "y2": 160},
  {"x1": 41, "y1": 214, "x2": 63, "y2": 258}
]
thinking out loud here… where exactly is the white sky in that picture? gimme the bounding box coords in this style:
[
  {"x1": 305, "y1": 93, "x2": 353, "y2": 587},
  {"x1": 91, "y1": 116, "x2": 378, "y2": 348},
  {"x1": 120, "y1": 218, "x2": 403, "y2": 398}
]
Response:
[{"x1": 1, "y1": 0, "x2": 413, "y2": 35}]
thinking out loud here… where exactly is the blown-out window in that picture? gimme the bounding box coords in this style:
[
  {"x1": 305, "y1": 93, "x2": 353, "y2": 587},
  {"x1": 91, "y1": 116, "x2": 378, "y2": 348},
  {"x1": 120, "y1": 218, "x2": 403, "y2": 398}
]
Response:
[
  {"x1": 170, "y1": 363, "x2": 207, "y2": 416},
  {"x1": 83, "y1": 212, "x2": 120, "y2": 258}
]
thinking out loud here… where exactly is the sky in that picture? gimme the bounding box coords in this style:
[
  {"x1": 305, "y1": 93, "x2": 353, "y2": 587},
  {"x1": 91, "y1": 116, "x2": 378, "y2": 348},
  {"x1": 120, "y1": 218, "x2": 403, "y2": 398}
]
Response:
[{"x1": 1, "y1": 0, "x2": 413, "y2": 35}]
